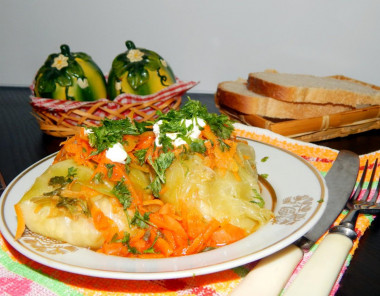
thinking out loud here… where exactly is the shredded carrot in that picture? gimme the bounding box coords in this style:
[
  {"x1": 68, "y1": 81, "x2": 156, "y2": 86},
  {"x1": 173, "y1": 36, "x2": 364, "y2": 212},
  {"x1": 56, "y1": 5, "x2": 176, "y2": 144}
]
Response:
[
  {"x1": 159, "y1": 184, "x2": 168, "y2": 195},
  {"x1": 210, "y1": 223, "x2": 247, "y2": 247},
  {"x1": 185, "y1": 213, "x2": 207, "y2": 239},
  {"x1": 136, "y1": 132, "x2": 155, "y2": 149},
  {"x1": 149, "y1": 213, "x2": 187, "y2": 240},
  {"x1": 201, "y1": 125, "x2": 218, "y2": 142},
  {"x1": 142, "y1": 199, "x2": 164, "y2": 207},
  {"x1": 155, "y1": 237, "x2": 174, "y2": 257},
  {"x1": 122, "y1": 135, "x2": 139, "y2": 152},
  {"x1": 162, "y1": 229, "x2": 176, "y2": 250},
  {"x1": 47, "y1": 123, "x2": 253, "y2": 258},
  {"x1": 130, "y1": 162, "x2": 150, "y2": 173},
  {"x1": 14, "y1": 204, "x2": 25, "y2": 240},
  {"x1": 137, "y1": 253, "x2": 165, "y2": 259},
  {"x1": 90, "y1": 205, "x2": 119, "y2": 243},
  {"x1": 185, "y1": 219, "x2": 220, "y2": 255},
  {"x1": 98, "y1": 242, "x2": 130, "y2": 257},
  {"x1": 158, "y1": 203, "x2": 175, "y2": 215}
]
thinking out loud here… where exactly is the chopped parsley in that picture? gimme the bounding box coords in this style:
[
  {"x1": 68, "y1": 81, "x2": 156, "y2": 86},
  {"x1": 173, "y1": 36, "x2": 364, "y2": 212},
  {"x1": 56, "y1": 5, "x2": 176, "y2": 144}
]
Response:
[
  {"x1": 82, "y1": 99, "x2": 236, "y2": 199},
  {"x1": 131, "y1": 210, "x2": 151, "y2": 229},
  {"x1": 87, "y1": 118, "x2": 139, "y2": 154},
  {"x1": 112, "y1": 232, "x2": 140, "y2": 254},
  {"x1": 111, "y1": 178, "x2": 132, "y2": 209},
  {"x1": 85, "y1": 99, "x2": 234, "y2": 157},
  {"x1": 42, "y1": 167, "x2": 89, "y2": 216},
  {"x1": 134, "y1": 148, "x2": 148, "y2": 166},
  {"x1": 112, "y1": 231, "x2": 160, "y2": 255},
  {"x1": 92, "y1": 172, "x2": 104, "y2": 184},
  {"x1": 45, "y1": 167, "x2": 77, "y2": 196},
  {"x1": 189, "y1": 138, "x2": 206, "y2": 153},
  {"x1": 143, "y1": 234, "x2": 160, "y2": 254},
  {"x1": 250, "y1": 189, "x2": 265, "y2": 208},
  {"x1": 148, "y1": 152, "x2": 175, "y2": 197},
  {"x1": 133, "y1": 120, "x2": 153, "y2": 134},
  {"x1": 105, "y1": 163, "x2": 115, "y2": 179},
  {"x1": 148, "y1": 176, "x2": 162, "y2": 198},
  {"x1": 48, "y1": 167, "x2": 77, "y2": 188},
  {"x1": 56, "y1": 196, "x2": 90, "y2": 216},
  {"x1": 155, "y1": 98, "x2": 234, "y2": 152},
  {"x1": 206, "y1": 113, "x2": 234, "y2": 140},
  {"x1": 149, "y1": 152, "x2": 175, "y2": 184},
  {"x1": 218, "y1": 139, "x2": 231, "y2": 152}
]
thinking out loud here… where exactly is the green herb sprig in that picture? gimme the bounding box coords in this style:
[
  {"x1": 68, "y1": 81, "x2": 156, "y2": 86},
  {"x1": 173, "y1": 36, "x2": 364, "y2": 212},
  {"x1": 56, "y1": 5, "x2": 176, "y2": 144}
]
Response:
[{"x1": 87, "y1": 118, "x2": 140, "y2": 154}]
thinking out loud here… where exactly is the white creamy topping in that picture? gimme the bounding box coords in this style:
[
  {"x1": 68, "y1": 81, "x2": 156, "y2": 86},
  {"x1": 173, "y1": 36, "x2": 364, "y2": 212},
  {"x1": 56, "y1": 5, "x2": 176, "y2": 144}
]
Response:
[
  {"x1": 105, "y1": 142, "x2": 128, "y2": 164},
  {"x1": 153, "y1": 118, "x2": 206, "y2": 147},
  {"x1": 83, "y1": 128, "x2": 93, "y2": 135}
]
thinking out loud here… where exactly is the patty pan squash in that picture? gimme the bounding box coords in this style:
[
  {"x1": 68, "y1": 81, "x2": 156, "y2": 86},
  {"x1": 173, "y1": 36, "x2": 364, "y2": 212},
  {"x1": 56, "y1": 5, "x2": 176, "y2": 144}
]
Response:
[
  {"x1": 107, "y1": 40, "x2": 176, "y2": 100},
  {"x1": 33, "y1": 44, "x2": 107, "y2": 101}
]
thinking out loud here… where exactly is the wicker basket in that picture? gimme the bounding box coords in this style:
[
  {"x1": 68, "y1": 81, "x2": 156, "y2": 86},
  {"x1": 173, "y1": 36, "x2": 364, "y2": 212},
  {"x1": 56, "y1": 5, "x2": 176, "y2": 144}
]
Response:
[
  {"x1": 216, "y1": 76, "x2": 380, "y2": 142},
  {"x1": 31, "y1": 80, "x2": 197, "y2": 138}
]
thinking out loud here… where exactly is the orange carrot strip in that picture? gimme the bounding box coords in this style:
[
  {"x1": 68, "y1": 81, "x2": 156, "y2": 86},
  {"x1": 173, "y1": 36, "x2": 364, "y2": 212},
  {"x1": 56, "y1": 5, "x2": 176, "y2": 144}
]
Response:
[
  {"x1": 90, "y1": 205, "x2": 119, "y2": 243},
  {"x1": 149, "y1": 214, "x2": 187, "y2": 241},
  {"x1": 159, "y1": 184, "x2": 168, "y2": 195},
  {"x1": 210, "y1": 223, "x2": 246, "y2": 247},
  {"x1": 186, "y1": 214, "x2": 207, "y2": 239},
  {"x1": 154, "y1": 237, "x2": 174, "y2": 257},
  {"x1": 158, "y1": 203, "x2": 175, "y2": 215},
  {"x1": 137, "y1": 253, "x2": 165, "y2": 259},
  {"x1": 162, "y1": 215, "x2": 188, "y2": 239},
  {"x1": 201, "y1": 125, "x2": 218, "y2": 142},
  {"x1": 14, "y1": 204, "x2": 25, "y2": 240},
  {"x1": 130, "y1": 162, "x2": 150, "y2": 173},
  {"x1": 185, "y1": 220, "x2": 220, "y2": 255},
  {"x1": 142, "y1": 199, "x2": 164, "y2": 207},
  {"x1": 136, "y1": 132, "x2": 155, "y2": 149},
  {"x1": 172, "y1": 234, "x2": 188, "y2": 256},
  {"x1": 162, "y1": 229, "x2": 177, "y2": 251},
  {"x1": 98, "y1": 242, "x2": 130, "y2": 257},
  {"x1": 122, "y1": 135, "x2": 139, "y2": 152}
]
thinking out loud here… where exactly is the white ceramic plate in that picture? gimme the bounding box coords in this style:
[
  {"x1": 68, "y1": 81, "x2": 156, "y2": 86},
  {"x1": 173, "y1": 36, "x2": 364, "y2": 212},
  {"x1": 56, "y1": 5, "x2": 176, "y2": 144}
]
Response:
[{"x1": 0, "y1": 139, "x2": 327, "y2": 280}]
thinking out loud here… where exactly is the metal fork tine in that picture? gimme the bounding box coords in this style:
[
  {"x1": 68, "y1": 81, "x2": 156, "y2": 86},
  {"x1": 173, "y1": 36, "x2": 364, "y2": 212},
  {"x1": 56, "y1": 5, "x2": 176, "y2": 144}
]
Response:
[
  {"x1": 373, "y1": 175, "x2": 380, "y2": 204},
  {"x1": 332, "y1": 158, "x2": 380, "y2": 242},
  {"x1": 369, "y1": 160, "x2": 380, "y2": 204},
  {"x1": 363, "y1": 158, "x2": 378, "y2": 202},
  {"x1": 352, "y1": 159, "x2": 368, "y2": 200}
]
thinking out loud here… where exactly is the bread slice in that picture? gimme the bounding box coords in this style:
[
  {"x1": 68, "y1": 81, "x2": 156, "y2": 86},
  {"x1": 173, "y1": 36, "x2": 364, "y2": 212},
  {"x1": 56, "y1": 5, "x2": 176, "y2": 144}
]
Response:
[
  {"x1": 247, "y1": 72, "x2": 380, "y2": 108},
  {"x1": 216, "y1": 80, "x2": 353, "y2": 120}
]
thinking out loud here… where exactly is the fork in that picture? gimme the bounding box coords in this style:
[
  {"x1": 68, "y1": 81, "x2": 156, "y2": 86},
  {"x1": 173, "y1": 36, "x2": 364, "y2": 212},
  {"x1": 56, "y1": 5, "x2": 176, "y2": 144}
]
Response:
[
  {"x1": 284, "y1": 158, "x2": 380, "y2": 296},
  {"x1": 330, "y1": 158, "x2": 380, "y2": 240}
]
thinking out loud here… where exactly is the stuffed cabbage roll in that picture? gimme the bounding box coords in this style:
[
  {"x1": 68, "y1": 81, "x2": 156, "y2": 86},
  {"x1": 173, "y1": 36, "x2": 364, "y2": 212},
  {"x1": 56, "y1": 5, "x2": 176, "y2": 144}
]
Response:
[
  {"x1": 15, "y1": 99, "x2": 274, "y2": 257},
  {"x1": 161, "y1": 142, "x2": 272, "y2": 233}
]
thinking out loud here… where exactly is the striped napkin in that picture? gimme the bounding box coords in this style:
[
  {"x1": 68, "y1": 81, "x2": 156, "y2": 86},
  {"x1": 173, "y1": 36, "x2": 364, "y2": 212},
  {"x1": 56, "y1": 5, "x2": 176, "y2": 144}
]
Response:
[{"x1": 1, "y1": 124, "x2": 378, "y2": 296}]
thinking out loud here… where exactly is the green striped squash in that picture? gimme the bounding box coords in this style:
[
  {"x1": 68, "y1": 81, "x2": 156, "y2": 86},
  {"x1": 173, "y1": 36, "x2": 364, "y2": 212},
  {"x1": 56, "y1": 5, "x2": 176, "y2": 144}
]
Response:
[
  {"x1": 107, "y1": 41, "x2": 176, "y2": 100},
  {"x1": 34, "y1": 45, "x2": 107, "y2": 101}
]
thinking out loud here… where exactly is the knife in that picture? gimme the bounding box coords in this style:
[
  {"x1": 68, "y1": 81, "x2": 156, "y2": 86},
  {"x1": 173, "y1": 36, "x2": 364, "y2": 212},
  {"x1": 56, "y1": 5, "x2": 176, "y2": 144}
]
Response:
[{"x1": 231, "y1": 150, "x2": 360, "y2": 296}]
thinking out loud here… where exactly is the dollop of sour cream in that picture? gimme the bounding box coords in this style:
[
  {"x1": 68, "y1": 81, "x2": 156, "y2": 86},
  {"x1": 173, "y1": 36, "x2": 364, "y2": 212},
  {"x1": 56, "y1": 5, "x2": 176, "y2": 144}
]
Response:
[
  {"x1": 105, "y1": 142, "x2": 128, "y2": 164},
  {"x1": 83, "y1": 128, "x2": 93, "y2": 135},
  {"x1": 153, "y1": 117, "x2": 206, "y2": 147}
]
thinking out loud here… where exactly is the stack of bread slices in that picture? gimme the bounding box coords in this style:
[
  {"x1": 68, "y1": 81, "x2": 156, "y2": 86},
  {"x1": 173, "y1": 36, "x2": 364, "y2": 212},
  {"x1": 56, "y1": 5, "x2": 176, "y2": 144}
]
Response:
[{"x1": 216, "y1": 71, "x2": 380, "y2": 120}]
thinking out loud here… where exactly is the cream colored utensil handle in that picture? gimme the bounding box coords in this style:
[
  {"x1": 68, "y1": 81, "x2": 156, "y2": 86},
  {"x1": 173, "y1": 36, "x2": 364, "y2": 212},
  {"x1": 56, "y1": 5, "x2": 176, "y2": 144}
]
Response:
[
  {"x1": 284, "y1": 233, "x2": 353, "y2": 296},
  {"x1": 231, "y1": 244, "x2": 303, "y2": 296}
]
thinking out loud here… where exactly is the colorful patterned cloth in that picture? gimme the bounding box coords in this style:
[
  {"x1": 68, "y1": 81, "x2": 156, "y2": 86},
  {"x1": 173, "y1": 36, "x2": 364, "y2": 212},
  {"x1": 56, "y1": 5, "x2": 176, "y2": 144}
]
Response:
[{"x1": 1, "y1": 124, "x2": 378, "y2": 296}]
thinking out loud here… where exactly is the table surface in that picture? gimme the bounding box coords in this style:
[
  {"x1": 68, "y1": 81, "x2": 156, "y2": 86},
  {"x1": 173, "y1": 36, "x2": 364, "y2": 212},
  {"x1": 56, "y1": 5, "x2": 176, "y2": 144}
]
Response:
[{"x1": 0, "y1": 87, "x2": 379, "y2": 295}]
